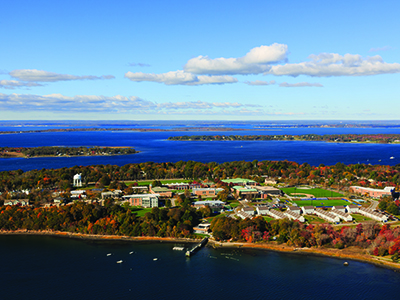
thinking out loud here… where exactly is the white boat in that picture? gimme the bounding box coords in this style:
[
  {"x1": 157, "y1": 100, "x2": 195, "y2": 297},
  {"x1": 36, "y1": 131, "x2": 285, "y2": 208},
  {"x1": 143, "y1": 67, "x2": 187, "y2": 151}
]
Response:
[
  {"x1": 153, "y1": 258, "x2": 158, "y2": 261},
  {"x1": 129, "y1": 251, "x2": 134, "y2": 254},
  {"x1": 390, "y1": 156, "x2": 395, "y2": 159},
  {"x1": 116, "y1": 260, "x2": 123, "y2": 263},
  {"x1": 107, "y1": 253, "x2": 112, "y2": 256}
]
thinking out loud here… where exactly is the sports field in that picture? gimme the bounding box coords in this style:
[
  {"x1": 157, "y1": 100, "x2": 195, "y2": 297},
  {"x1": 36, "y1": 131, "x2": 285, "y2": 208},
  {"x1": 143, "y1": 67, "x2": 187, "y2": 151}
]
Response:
[
  {"x1": 281, "y1": 187, "x2": 344, "y2": 198},
  {"x1": 292, "y1": 199, "x2": 349, "y2": 207}
]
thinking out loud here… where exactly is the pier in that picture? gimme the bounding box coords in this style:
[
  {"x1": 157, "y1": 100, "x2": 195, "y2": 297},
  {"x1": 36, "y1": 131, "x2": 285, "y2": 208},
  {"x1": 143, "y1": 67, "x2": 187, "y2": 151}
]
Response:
[{"x1": 185, "y1": 237, "x2": 208, "y2": 257}]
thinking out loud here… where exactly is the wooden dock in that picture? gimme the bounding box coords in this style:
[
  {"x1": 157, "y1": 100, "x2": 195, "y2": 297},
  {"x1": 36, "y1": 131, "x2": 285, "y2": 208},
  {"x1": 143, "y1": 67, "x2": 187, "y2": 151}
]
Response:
[{"x1": 185, "y1": 238, "x2": 208, "y2": 257}]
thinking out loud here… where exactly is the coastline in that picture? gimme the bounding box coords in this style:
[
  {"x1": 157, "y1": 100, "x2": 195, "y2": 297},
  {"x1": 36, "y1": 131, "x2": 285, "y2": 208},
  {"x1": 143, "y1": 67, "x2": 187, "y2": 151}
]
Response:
[{"x1": 2, "y1": 229, "x2": 400, "y2": 270}]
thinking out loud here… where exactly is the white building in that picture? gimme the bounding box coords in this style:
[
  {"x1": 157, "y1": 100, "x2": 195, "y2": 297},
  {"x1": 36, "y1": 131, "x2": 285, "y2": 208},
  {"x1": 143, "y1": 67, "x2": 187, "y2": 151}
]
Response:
[
  {"x1": 358, "y1": 207, "x2": 388, "y2": 222},
  {"x1": 315, "y1": 209, "x2": 341, "y2": 223},
  {"x1": 284, "y1": 210, "x2": 305, "y2": 222},
  {"x1": 330, "y1": 210, "x2": 353, "y2": 222}
]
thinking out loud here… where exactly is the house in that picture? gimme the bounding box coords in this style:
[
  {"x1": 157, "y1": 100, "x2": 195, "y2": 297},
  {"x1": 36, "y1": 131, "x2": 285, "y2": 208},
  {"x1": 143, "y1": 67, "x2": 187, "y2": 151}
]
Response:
[
  {"x1": 70, "y1": 190, "x2": 86, "y2": 199},
  {"x1": 193, "y1": 223, "x2": 211, "y2": 234},
  {"x1": 301, "y1": 206, "x2": 315, "y2": 215},
  {"x1": 265, "y1": 209, "x2": 287, "y2": 220},
  {"x1": 256, "y1": 205, "x2": 270, "y2": 215},
  {"x1": 330, "y1": 210, "x2": 353, "y2": 222},
  {"x1": 315, "y1": 209, "x2": 341, "y2": 223},
  {"x1": 358, "y1": 207, "x2": 388, "y2": 222},
  {"x1": 193, "y1": 200, "x2": 225, "y2": 212},
  {"x1": 241, "y1": 207, "x2": 255, "y2": 215},
  {"x1": 284, "y1": 210, "x2": 305, "y2": 222},
  {"x1": 287, "y1": 206, "x2": 302, "y2": 214},
  {"x1": 4, "y1": 199, "x2": 29, "y2": 206},
  {"x1": 332, "y1": 206, "x2": 346, "y2": 213},
  {"x1": 346, "y1": 205, "x2": 360, "y2": 213}
]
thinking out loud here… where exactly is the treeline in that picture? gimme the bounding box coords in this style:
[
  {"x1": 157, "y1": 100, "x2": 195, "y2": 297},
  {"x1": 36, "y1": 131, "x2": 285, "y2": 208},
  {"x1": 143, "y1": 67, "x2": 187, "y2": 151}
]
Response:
[
  {"x1": 168, "y1": 134, "x2": 400, "y2": 143},
  {"x1": 1, "y1": 160, "x2": 400, "y2": 195},
  {"x1": 211, "y1": 216, "x2": 400, "y2": 261},
  {"x1": 0, "y1": 146, "x2": 137, "y2": 158},
  {"x1": 0, "y1": 200, "x2": 204, "y2": 238}
]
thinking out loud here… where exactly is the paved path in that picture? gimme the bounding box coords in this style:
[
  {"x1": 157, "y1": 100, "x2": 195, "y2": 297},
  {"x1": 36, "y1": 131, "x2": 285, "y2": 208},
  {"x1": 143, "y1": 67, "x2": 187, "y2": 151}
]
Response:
[{"x1": 368, "y1": 199, "x2": 379, "y2": 210}]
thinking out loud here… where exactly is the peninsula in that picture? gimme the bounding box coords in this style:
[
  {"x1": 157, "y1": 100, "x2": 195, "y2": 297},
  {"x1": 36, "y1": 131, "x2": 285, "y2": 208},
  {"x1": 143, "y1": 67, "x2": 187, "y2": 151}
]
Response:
[{"x1": 0, "y1": 146, "x2": 138, "y2": 158}]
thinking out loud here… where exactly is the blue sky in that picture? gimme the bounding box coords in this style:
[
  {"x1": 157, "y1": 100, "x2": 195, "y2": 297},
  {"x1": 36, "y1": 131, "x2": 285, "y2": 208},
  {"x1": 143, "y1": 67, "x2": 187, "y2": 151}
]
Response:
[{"x1": 1, "y1": 0, "x2": 399, "y2": 120}]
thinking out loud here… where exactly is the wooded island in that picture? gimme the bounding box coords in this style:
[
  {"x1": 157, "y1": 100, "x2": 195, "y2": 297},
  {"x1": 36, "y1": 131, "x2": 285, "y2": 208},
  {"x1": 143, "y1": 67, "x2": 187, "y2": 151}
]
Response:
[{"x1": 168, "y1": 134, "x2": 400, "y2": 143}]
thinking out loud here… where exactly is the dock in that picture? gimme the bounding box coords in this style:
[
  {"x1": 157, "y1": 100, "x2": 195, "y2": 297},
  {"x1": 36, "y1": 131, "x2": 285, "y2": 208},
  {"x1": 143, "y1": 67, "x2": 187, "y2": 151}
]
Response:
[{"x1": 185, "y1": 237, "x2": 208, "y2": 257}]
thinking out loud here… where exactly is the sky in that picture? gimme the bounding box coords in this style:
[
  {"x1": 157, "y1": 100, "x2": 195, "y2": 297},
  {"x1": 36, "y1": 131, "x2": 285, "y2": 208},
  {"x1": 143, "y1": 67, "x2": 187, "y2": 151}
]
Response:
[{"x1": 1, "y1": 0, "x2": 400, "y2": 121}]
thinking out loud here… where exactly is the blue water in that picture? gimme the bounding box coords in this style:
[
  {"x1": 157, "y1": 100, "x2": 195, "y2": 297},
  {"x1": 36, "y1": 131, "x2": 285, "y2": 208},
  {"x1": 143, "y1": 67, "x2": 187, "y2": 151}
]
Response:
[
  {"x1": 1, "y1": 126, "x2": 400, "y2": 171},
  {"x1": 1, "y1": 235, "x2": 400, "y2": 300}
]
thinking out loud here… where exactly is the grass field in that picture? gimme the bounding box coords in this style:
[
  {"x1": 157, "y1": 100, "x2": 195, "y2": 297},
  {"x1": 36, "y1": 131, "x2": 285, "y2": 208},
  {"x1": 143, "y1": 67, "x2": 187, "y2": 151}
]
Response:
[
  {"x1": 281, "y1": 187, "x2": 343, "y2": 198},
  {"x1": 263, "y1": 216, "x2": 275, "y2": 222},
  {"x1": 131, "y1": 207, "x2": 153, "y2": 216},
  {"x1": 125, "y1": 179, "x2": 192, "y2": 186},
  {"x1": 351, "y1": 214, "x2": 373, "y2": 222},
  {"x1": 292, "y1": 199, "x2": 349, "y2": 207},
  {"x1": 303, "y1": 215, "x2": 326, "y2": 224}
]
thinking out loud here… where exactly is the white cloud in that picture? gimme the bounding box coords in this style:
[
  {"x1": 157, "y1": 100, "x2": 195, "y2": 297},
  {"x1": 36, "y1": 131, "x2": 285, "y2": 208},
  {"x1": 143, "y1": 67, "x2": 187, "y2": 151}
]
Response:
[
  {"x1": 128, "y1": 62, "x2": 151, "y2": 67},
  {"x1": 279, "y1": 82, "x2": 323, "y2": 87},
  {"x1": 0, "y1": 80, "x2": 43, "y2": 89},
  {"x1": 9, "y1": 69, "x2": 115, "y2": 82},
  {"x1": 184, "y1": 43, "x2": 288, "y2": 75},
  {"x1": 369, "y1": 46, "x2": 392, "y2": 52},
  {"x1": 124, "y1": 70, "x2": 238, "y2": 85},
  {"x1": 267, "y1": 53, "x2": 400, "y2": 77},
  {"x1": 0, "y1": 93, "x2": 256, "y2": 114},
  {"x1": 244, "y1": 80, "x2": 276, "y2": 86}
]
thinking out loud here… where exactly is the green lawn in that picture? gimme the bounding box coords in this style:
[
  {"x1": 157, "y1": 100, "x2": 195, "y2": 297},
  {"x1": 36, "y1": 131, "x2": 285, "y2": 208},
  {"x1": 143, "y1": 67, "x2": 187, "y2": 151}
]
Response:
[
  {"x1": 130, "y1": 207, "x2": 153, "y2": 217},
  {"x1": 351, "y1": 214, "x2": 372, "y2": 222},
  {"x1": 292, "y1": 199, "x2": 349, "y2": 207},
  {"x1": 303, "y1": 215, "x2": 326, "y2": 224},
  {"x1": 281, "y1": 187, "x2": 343, "y2": 198},
  {"x1": 125, "y1": 179, "x2": 193, "y2": 186},
  {"x1": 263, "y1": 216, "x2": 275, "y2": 222}
]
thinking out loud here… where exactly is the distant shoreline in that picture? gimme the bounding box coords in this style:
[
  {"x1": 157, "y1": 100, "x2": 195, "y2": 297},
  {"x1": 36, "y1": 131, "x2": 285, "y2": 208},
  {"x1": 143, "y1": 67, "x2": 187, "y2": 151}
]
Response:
[{"x1": 2, "y1": 229, "x2": 399, "y2": 270}]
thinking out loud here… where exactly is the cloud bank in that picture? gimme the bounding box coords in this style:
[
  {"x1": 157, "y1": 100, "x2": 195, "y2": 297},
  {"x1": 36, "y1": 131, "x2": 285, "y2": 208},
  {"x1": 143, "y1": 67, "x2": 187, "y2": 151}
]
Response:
[
  {"x1": 0, "y1": 80, "x2": 43, "y2": 89},
  {"x1": 267, "y1": 53, "x2": 400, "y2": 77},
  {"x1": 125, "y1": 70, "x2": 237, "y2": 85},
  {"x1": 0, "y1": 93, "x2": 257, "y2": 115},
  {"x1": 9, "y1": 69, "x2": 115, "y2": 82},
  {"x1": 244, "y1": 80, "x2": 276, "y2": 86},
  {"x1": 279, "y1": 82, "x2": 323, "y2": 87}
]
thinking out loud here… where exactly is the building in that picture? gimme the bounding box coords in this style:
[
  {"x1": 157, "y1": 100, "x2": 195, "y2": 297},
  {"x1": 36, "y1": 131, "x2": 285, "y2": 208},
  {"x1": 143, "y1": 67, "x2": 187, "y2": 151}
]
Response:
[
  {"x1": 315, "y1": 209, "x2": 341, "y2": 223},
  {"x1": 123, "y1": 194, "x2": 160, "y2": 208},
  {"x1": 284, "y1": 210, "x2": 305, "y2": 222},
  {"x1": 192, "y1": 188, "x2": 217, "y2": 197},
  {"x1": 193, "y1": 223, "x2": 211, "y2": 234},
  {"x1": 241, "y1": 207, "x2": 255, "y2": 215},
  {"x1": 287, "y1": 206, "x2": 302, "y2": 214},
  {"x1": 264, "y1": 209, "x2": 287, "y2": 220},
  {"x1": 4, "y1": 199, "x2": 29, "y2": 206},
  {"x1": 358, "y1": 207, "x2": 388, "y2": 222},
  {"x1": 346, "y1": 205, "x2": 360, "y2": 213},
  {"x1": 332, "y1": 206, "x2": 346, "y2": 213},
  {"x1": 349, "y1": 186, "x2": 393, "y2": 198},
  {"x1": 301, "y1": 206, "x2": 315, "y2": 215},
  {"x1": 256, "y1": 205, "x2": 270, "y2": 215},
  {"x1": 254, "y1": 186, "x2": 282, "y2": 198},
  {"x1": 193, "y1": 200, "x2": 225, "y2": 212},
  {"x1": 149, "y1": 186, "x2": 173, "y2": 197},
  {"x1": 330, "y1": 210, "x2": 353, "y2": 222},
  {"x1": 222, "y1": 178, "x2": 257, "y2": 186},
  {"x1": 232, "y1": 186, "x2": 259, "y2": 199}
]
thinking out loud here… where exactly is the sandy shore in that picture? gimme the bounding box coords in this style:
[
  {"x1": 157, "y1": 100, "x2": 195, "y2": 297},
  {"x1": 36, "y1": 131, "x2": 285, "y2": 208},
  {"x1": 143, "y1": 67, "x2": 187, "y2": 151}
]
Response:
[{"x1": 2, "y1": 229, "x2": 400, "y2": 270}]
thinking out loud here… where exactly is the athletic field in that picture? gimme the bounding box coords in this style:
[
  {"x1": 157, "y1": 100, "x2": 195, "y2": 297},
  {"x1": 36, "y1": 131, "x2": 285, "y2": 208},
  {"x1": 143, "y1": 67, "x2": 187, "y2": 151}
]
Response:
[
  {"x1": 281, "y1": 187, "x2": 344, "y2": 198},
  {"x1": 292, "y1": 199, "x2": 350, "y2": 207}
]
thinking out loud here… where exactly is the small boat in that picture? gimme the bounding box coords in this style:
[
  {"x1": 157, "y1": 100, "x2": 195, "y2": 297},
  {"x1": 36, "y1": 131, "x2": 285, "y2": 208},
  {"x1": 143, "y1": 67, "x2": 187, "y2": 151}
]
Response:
[
  {"x1": 116, "y1": 260, "x2": 123, "y2": 263},
  {"x1": 173, "y1": 246, "x2": 184, "y2": 251},
  {"x1": 343, "y1": 262, "x2": 349, "y2": 266},
  {"x1": 129, "y1": 251, "x2": 134, "y2": 254},
  {"x1": 390, "y1": 157, "x2": 395, "y2": 159},
  {"x1": 153, "y1": 258, "x2": 158, "y2": 261},
  {"x1": 107, "y1": 253, "x2": 112, "y2": 256}
]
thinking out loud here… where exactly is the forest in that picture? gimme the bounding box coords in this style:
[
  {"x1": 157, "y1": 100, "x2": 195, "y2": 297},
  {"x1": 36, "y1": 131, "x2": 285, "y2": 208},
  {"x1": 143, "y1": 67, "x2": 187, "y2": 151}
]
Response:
[{"x1": 168, "y1": 134, "x2": 400, "y2": 143}]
